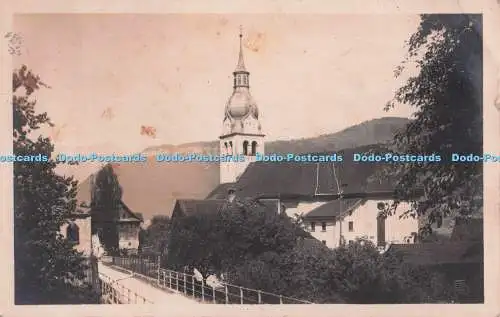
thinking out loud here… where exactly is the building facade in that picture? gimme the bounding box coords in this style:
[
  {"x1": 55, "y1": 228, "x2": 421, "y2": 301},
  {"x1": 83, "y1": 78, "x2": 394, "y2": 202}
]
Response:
[{"x1": 302, "y1": 198, "x2": 418, "y2": 249}]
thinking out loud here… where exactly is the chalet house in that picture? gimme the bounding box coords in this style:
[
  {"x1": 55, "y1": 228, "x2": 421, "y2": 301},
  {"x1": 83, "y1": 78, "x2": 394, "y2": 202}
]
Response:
[
  {"x1": 87, "y1": 200, "x2": 143, "y2": 255},
  {"x1": 115, "y1": 201, "x2": 143, "y2": 253},
  {"x1": 384, "y1": 217, "x2": 484, "y2": 303}
]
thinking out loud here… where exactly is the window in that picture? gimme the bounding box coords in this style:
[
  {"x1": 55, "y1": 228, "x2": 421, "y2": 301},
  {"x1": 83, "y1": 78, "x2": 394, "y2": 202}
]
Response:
[
  {"x1": 243, "y1": 140, "x2": 249, "y2": 155},
  {"x1": 251, "y1": 141, "x2": 257, "y2": 156},
  {"x1": 321, "y1": 222, "x2": 327, "y2": 231},
  {"x1": 66, "y1": 222, "x2": 80, "y2": 244},
  {"x1": 348, "y1": 221, "x2": 354, "y2": 232},
  {"x1": 310, "y1": 222, "x2": 316, "y2": 232},
  {"x1": 322, "y1": 240, "x2": 326, "y2": 245}
]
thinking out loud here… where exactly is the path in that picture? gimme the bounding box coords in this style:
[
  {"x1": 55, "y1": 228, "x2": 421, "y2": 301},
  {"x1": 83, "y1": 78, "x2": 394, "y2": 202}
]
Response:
[{"x1": 98, "y1": 262, "x2": 200, "y2": 305}]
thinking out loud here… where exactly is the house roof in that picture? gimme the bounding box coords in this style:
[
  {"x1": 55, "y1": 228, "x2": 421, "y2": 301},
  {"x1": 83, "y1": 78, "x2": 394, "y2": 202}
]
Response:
[
  {"x1": 233, "y1": 144, "x2": 394, "y2": 201},
  {"x1": 172, "y1": 199, "x2": 226, "y2": 217},
  {"x1": 450, "y1": 218, "x2": 483, "y2": 241},
  {"x1": 91, "y1": 200, "x2": 143, "y2": 223},
  {"x1": 385, "y1": 241, "x2": 483, "y2": 266},
  {"x1": 303, "y1": 199, "x2": 363, "y2": 219},
  {"x1": 296, "y1": 237, "x2": 330, "y2": 251},
  {"x1": 205, "y1": 183, "x2": 235, "y2": 200}
]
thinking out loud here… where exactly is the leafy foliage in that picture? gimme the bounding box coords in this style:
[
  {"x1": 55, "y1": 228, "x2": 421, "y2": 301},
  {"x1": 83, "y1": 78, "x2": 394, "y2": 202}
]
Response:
[
  {"x1": 166, "y1": 198, "x2": 453, "y2": 303},
  {"x1": 90, "y1": 163, "x2": 123, "y2": 253},
  {"x1": 141, "y1": 215, "x2": 171, "y2": 255},
  {"x1": 382, "y1": 14, "x2": 483, "y2": 234},
  {"x1": 166, "y1": 198, "x2": 305, "y2": 277},
  {"x1": 13, "y1": 65, "x2": 96, "y2": 304}
]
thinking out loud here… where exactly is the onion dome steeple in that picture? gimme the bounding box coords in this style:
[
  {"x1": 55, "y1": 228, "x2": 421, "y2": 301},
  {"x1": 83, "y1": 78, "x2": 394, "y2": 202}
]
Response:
[{"x1": 224, "y1": 26, "x2": 259, "y2": 123}]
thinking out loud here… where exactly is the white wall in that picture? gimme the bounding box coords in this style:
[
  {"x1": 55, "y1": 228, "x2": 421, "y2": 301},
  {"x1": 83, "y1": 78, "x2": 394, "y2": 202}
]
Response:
[
  {"x1": 220, "y1": 133, "x2": 265, "y2": 183},
  {"x1": 60, "y1": 217, "x2": 92, "y2": 256},
  {"x1": 383, "y1": 200, "x2": 419, "y2": 244},
  {"x1": 304, "y1": 199, "x2": 418, "y2": 249}
]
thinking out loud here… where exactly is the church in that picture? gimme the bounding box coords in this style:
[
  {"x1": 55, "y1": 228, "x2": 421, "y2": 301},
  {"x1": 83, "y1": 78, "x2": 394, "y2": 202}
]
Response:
[{"x1": 171, "y1": 29, "x2": 419, "y2": 250}]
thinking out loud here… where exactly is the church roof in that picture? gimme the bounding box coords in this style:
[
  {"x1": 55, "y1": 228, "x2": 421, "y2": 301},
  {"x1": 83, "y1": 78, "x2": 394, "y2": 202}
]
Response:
[
  {"x1": 233, "y1": 144, "x2": 392, "y2": 200},
  {"x1": 206, "y1": 183, "x2": 235, "y2": 199},
  {"x1": 172, "y1": 199, "x2": 226, "y2": 218}
]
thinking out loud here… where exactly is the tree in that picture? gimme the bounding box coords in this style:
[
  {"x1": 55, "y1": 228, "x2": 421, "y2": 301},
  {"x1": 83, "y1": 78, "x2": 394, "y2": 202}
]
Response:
[
  {"x1": 166, "y1": 195, "x2": 456, "y2": 303},
  {"x1": 13, "y1": 65, "x2": 95, "y2": 304},
  {"x1": 166, "y1": 198, "x2": 306, "y2": 277},
  {"x1": 91, "y1": 163, "x2": 123, "y2": 253},
  {"x1": 142, "y1": 215, "x2": 171, "y2": 255},
  {"x1": 383, "y1": 14, "x2": 483, "y2": 234}
]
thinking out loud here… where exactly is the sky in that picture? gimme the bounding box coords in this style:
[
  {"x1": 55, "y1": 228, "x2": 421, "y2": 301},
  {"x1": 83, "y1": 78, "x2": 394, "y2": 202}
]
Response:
[{"x1": 13, "y1": 14, "x2": 419, "y2": 178}]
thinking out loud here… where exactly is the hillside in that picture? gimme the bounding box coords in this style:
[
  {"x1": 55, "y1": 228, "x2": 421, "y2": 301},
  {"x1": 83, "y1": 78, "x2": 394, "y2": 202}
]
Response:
[
  {"x1": 142, "y1": 117, "x2": 410, "y2": 155},
  {"x1": 77, "y1": 117, "x2": 409, "y2": 221}
]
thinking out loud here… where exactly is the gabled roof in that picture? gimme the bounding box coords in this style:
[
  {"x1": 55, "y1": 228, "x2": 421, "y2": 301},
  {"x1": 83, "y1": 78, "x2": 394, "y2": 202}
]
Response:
[
  {"x1": 172, "y1": 199, "x2": 226, "y2": 218},
  {"x1": 232, "y1": 144, "x2": 394, "y2": 200},
  {"x1": 91, "y1": 200, "x2": 142, "y2": 223},
  {"x1": 119, "y1": 201, "x2": 143, "y2": 222},
  {"x1": 385, "y1": 241, "x2": 483, "y2": 266},
  {"x1": 296, "y1": 237, "x2": 330, "y2": 251},
  {"x1": 205, "y1": 183, "x2": 235, "y2": 200},
  {"x1": 303, "y1": 199, "x2": 363, "y2": 219}
]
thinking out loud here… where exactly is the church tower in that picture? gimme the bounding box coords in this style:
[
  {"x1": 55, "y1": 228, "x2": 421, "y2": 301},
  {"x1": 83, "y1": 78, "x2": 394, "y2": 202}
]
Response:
[{"x1": 219, "y1": 27, "x2": 265, "y2": 184}]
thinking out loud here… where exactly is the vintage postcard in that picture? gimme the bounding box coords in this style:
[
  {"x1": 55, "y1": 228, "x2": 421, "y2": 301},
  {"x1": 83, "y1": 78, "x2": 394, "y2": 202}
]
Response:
[{"x1": 0, "y1": 1, "x2": 499, "y2": 317}]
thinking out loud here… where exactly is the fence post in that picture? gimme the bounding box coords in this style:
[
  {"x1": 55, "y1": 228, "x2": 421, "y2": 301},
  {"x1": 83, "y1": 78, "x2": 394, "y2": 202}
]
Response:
[
  {"x1": 157, "y1": 255, "x2": 161, "y2": 285},
  {"x1": 225, "y1": 285, "x2": 229, "y2": 304},
  {"x1": 128, "y1": 289, "x2": 131, "y2": 304},
  {"x1": 184, "y1": 274, "x2": 187, "y2": 294},
  {"x1": 169, "y1": 271, "x2": 172, "y2": 289},
  {"x1": 201, "y1": 279, "x2": 205, "y2": 302},
  {"x1": 258, "y1": 290, "x2": 262, "y2": 304},
  {"x1": 162, "y1": 270, "x2": 166, "y2": 288},
  {"x1": 176, "y1": 272, "x2": 179, "y2": 291},
  {"x1": 192, "y1": 276, "x2": 195, "y2": 297},
  {"x1": 240, "y1": 287, "x2": 243, "y2": 304},
  {"x1": 279, "y1": 295, "x2": 283, "y2": 304},
  {"x1": 212, "y1": 287, "x2": 216, "y2": 304}
]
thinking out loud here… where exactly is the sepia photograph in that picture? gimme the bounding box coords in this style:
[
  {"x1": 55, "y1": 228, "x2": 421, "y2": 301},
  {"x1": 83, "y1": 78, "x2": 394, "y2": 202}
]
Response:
[{"x1": 3, "y1": 8, "x2": 495, "y2": 312}]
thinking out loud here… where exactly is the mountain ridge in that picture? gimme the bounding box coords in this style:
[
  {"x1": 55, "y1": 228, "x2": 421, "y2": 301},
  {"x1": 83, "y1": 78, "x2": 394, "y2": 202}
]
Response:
[{"x1": 76, "y1": 116, "x2": 410, "y2": 221}]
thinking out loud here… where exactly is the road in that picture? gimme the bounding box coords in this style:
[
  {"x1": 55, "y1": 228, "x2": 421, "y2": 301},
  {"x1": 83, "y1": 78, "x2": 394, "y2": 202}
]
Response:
[{"x1": 98, "y1": 262, "x2": 200, "y2": 305}]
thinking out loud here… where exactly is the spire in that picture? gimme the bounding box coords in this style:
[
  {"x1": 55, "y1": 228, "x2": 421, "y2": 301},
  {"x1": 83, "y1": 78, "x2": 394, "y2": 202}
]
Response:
[{"x1": 235, "y1": 25, "x2": 247, "y2": 73}]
